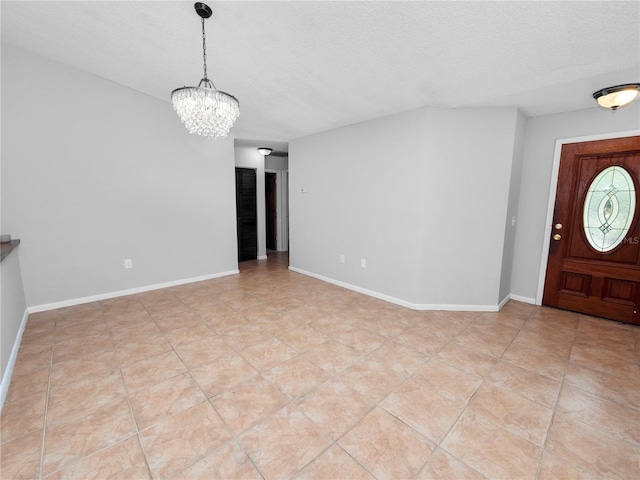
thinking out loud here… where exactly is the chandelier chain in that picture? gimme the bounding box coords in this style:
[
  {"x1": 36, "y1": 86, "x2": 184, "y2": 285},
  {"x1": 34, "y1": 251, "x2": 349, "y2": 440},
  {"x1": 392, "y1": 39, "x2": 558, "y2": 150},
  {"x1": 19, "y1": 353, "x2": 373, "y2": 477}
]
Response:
[{"x1": 201, "y1": 17, "x2": 208, "y2": 79}]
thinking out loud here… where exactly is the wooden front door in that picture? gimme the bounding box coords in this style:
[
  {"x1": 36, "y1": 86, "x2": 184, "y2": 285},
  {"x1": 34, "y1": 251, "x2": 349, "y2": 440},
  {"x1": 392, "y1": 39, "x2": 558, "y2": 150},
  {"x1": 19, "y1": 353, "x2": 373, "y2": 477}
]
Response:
[
  {"x1": 235, "y1": 168, "x2": 258, "y2": 262},
  {"x1": 543, "y1": 136, "x2": 640, "y2": 325},
  {"x1": 265, "y1": 172, "x2": 277, "y2": 251}
]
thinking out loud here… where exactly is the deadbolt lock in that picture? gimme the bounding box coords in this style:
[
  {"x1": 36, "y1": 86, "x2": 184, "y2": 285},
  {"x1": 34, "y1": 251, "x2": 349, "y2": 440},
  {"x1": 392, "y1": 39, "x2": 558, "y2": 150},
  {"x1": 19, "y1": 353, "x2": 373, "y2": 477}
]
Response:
[
  {"x1": 554, "y1": 223, "x2": 563, "y2": 230},
  {"x1": 553, "y1": 234, "x2": 562, "y2": 241}
]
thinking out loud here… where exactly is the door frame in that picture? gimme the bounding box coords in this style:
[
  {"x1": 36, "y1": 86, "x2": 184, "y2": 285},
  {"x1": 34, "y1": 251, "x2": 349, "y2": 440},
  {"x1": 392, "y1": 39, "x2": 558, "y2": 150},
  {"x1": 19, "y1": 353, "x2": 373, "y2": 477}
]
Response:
[{"x1": 535, "y1": 129, "x2": 640, "y2": 305}]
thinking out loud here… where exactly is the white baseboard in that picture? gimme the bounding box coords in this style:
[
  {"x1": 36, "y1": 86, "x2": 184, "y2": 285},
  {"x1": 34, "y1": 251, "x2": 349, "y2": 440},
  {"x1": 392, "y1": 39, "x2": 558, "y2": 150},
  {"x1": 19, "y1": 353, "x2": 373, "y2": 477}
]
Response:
[
  {"x1": 28, "y1": 270, "x2": 240, "y2": 313},
  {"x1": 509, "y1": 293, "x2": 537, "y2": 305},
  {"x1": 498, "y1": 295, "x2": 511, "y2": 311},
  {"x1": 0, "y1": 308, "x2": 29, "y2": 412},
  {"x1": 288, "y1": 266, "x2": 501, "y2": 312},
  {"x1": 257, "y1": 255, "x2": 268, "y2": 260}
]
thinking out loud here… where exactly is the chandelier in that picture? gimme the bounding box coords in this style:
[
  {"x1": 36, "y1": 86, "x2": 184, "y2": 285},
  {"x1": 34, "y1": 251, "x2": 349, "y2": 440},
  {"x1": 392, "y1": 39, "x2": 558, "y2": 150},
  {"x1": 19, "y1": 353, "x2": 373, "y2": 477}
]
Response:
[{"x1": 171, "y1": 2, "x2": 239, "y2": 138}]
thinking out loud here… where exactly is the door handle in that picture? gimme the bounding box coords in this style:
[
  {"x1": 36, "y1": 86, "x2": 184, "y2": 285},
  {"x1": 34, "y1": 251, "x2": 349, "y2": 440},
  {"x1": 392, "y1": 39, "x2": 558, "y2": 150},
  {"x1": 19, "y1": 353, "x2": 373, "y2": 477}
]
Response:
[
  {"x1": 555, "y1": 223, "x2": 563, "y2": 230},
  {"x1": 553, "y1": 234, "x2": 562, "y2": 241}
]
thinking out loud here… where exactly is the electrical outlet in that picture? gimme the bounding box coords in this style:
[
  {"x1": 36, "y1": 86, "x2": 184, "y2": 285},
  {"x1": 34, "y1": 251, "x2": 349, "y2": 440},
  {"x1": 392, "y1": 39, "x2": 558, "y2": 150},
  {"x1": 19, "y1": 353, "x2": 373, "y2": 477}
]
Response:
[
  {"x1": 511, "y1": 216, "x2": 517, "y2": 227},
  {"x1": 124, "y1": 259, "x2": 133, "y2": 269},
  {"x1": 361, "y1": 259, "x2": 367, "y2": 268},
  {"x1": 340, "y1": 254, "x2": 345, "y2": 264}
]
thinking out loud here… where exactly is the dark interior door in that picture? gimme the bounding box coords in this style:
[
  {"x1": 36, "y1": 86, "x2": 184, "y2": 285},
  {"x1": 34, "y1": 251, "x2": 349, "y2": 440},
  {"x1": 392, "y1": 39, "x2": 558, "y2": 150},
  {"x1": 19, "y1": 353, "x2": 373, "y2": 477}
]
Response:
[
  {"x1": 265, "y1": 172, "x2": 277, "y2": 251},
  {"x1": 235, "y1": 168, "x2": 257, "y2": 262},
  {"x1": 543, "y1": 136, "x2": 640, "y2": 325}
]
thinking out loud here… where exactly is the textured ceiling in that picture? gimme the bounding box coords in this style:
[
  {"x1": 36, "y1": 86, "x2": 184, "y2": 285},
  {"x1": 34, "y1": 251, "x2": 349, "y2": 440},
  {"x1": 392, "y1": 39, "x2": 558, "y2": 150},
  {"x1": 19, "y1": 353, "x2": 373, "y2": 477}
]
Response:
[{"x1": 2, "y1": 1, "x2": 639, "y2": 144}]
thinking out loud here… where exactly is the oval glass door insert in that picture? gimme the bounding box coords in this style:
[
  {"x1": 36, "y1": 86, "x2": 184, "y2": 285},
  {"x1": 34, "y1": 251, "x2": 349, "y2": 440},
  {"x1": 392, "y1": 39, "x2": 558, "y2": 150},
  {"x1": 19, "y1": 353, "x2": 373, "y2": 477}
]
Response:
[{"x1": 583, "y1": 165, "x2": 636, "y2": 253}]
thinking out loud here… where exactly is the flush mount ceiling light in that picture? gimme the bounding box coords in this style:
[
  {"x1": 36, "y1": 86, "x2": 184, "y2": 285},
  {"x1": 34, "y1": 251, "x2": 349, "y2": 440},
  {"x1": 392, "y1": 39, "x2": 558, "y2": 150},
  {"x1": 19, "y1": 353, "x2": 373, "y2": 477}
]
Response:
[
  {"x1": 258, "y1": 148, "x2": 273, "y2": 155},
  {"x1": 171, "y1": 2, "x2": 239, "y2": 138},
  {"x1": 593, "y1": 83, "x2": 640, "y2": 110}
]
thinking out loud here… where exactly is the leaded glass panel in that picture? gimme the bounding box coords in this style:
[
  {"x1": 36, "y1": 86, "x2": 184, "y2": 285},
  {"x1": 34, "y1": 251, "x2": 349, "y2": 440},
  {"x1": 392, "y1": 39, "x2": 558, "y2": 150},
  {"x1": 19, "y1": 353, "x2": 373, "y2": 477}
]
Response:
[{"x1": 583, "y1": 165, "x2": 636, "y2": 253}]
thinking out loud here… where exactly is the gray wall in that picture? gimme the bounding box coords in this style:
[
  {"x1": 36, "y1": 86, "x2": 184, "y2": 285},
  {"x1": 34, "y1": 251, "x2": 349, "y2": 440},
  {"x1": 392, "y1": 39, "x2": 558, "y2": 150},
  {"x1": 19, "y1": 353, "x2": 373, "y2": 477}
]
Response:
[
  {"x1": 1, "y1": 247, "x2": 27, "y2": 390},
  {"x1": 511, "y1": 104, "x2": 640, "y2": 302},
  {"x1": 290, "y1": 106, "x2": 521, "y2": 308},
  {"x1": 499, "y1": 110, "x2": 527, "y2": 303},
  {"x1": 1, "y1": 45, "x2": 239, "y2": 308}
]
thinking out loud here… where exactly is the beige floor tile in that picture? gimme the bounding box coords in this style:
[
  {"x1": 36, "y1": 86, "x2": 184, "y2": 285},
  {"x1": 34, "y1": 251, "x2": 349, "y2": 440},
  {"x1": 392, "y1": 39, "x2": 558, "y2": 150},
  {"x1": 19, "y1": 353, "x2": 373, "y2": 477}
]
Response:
[
  {"x1": 435, "y1": 343, "x2": 497, "y2": 378},
  {"x1": 262, "y1": 355, "x2": 330, "y2": 400},
  {"x1": 395, "y1": 326, "x2": 452, "y2": 355},
  {"x1": 120, "y1": 350, "x2": 187, "y2": 393},
  {"x1": 108, "y1": 320, "x2": 163, "y2": 346},
  {"x1": 556, "y1": 384, "x2": 640, "y2": 445},
  {"x1": 564, "y1": 363, "x2": 640, "y2": 410},
  {"x1": 190, "y1": 351, "x2": 258, "y2": 398},
  {"x1": 537, "y1": 451, "x2": 599, "y2": 480},
  {"x1": 45, "y1": 436, "x2": 150, "y2": 480},
  {"x1": 570, "y1": 343, "x2": 640, "y2": 383},
  {"x1": 369, "y1": 341, "x2": 427, "y2": 377},
  {"x1": 42, "y1": 397, "x2": 136, "y2": 476},
  {"x1": 363, "y1": 316, "x2": 410, "y2": 338},
  {"x1": 339, "y1": 407, "x2": 435, "y2": 480},
  {"x1": 6, "y1": 254, "x2": 639, "y2": 480},
  {"x1": 277, "y1": 325, "x2": 331, "y2": 353},
  {"x1": 467, "y1": 322, "x2": 520, "y2": 344},
  {"x1": 173, "y1": 440, "x2": 262, "y2": 480},
  {"x1": 140, "y1": 401, "x2": 232, "y2": 480},
  {"x1": 173, "y1": 335, "x2": 233, "y2": 369},
  {"x1": 202, "y1": 311, "x2": 251, "y2": 333},
  {"x1": 381, "y1": 380, "x2": 465, "y2": 443},
  {"x1": 0, "y1": 429, "x2": 43, "y2": 480},
  {"x1": 239, "y1": 405, "x2": 332, "y2": 480},
  {"x1": 412, "y1": 359, "x2": 482, "y2": 404},
  {"x1": 210, "y1": 375, "x2": 288, "y2": 435},
  {"x1": 152, "y1": 312, "x2": 203, "y2": 333},
  {"x1": 510, "y1": 328, "x2": 574, "y2": 359},
  {"x1": 486, "y1": 360, "x2": 562, "y2": 408},
  {"x1": 337, "y1": 357, "x2": 405, "y2": 403},
  {"x1": 52, "y1": 332, "x2": 114, "y2": 364},
  {"x1": 294, "y1": 443, "x2": 374, "y2": 480},
  {"x1": 303, "y1": 340, "x2": 363, "y2": 375},
  {"x1": 296, "y1": 379, "x2": 373, "y2": 440},
  {"x1": 47, "y1": 370, "x2": 126, "y2": 426},
  {"x1": 129, "y1": 372, "x2": 206, "y2": 430},
  {"x1": 113, "y1": 334, "x2": 173, "y2": 366},
  {"x1": 5, "y1": 365, "x2": 50, "y2": 403},
  {"x1": 49, "y1": 349, "x2": 119, "y2": 389},
  {"x1": 222, "y1": 323, "x2": 274, "y2": 350},
  {"x1": 1, "y1": 392, "x2": 46, "y2": 444},
  {"x1": 546, "y1": 414, "x2": 640, "y2": 479},
  {"x1": 467, "y1": 382, "x2": 553, "y2": 445},
  {"x1": 333, "y1": 326, "x2": 386, "y2": 354},
  {"x1": 417, "y1": 448, "x2": 487, "y2": 480},
  {"x1": 163, "y1": 323, "x2": 217, "y2": 348},
  {"x1": 54, "y1": 320, "x2": 107, "y2": 343},
  {"x1": 502, "y1": 343, "x2": 567, "y2": 380},
  {"x1": 240, "y1": 337, "x2": 298, "y2": 372},
  {"x1": 13, "y1": 343, "x2": 53, "y2": 375},
  {"x1": 452, "y1": 328, "x2": 513, "y2": 358},
  {"x1": 441, "y1": 411, "x2": 541, "y2": 479}
]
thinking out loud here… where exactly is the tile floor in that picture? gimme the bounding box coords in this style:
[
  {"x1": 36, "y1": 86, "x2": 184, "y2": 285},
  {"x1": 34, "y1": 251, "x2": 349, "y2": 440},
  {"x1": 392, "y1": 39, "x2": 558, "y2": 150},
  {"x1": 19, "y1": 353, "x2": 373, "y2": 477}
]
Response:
[{"x1": 2, "y1": 252, "x2": 640, "y2": 479}]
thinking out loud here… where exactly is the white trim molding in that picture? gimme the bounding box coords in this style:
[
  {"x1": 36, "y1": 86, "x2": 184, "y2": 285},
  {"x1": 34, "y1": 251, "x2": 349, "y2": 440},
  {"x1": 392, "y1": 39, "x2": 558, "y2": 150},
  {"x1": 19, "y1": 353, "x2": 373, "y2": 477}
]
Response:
[
  {"x1": 289, "y1": 266, "x2": 502, "y2": 312},
  {"x1": 28, "y1": 270, "x2": 239, "y2": 313},
  {"x1": 535, "y1": 129, "x2": 640, "y2": 305},
  {"x1": 0, "y1": 308, "x2": 29, "y2": 411},
  {"x1": 509, "y1": 293, "x2": 536, "y2": 305}
]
